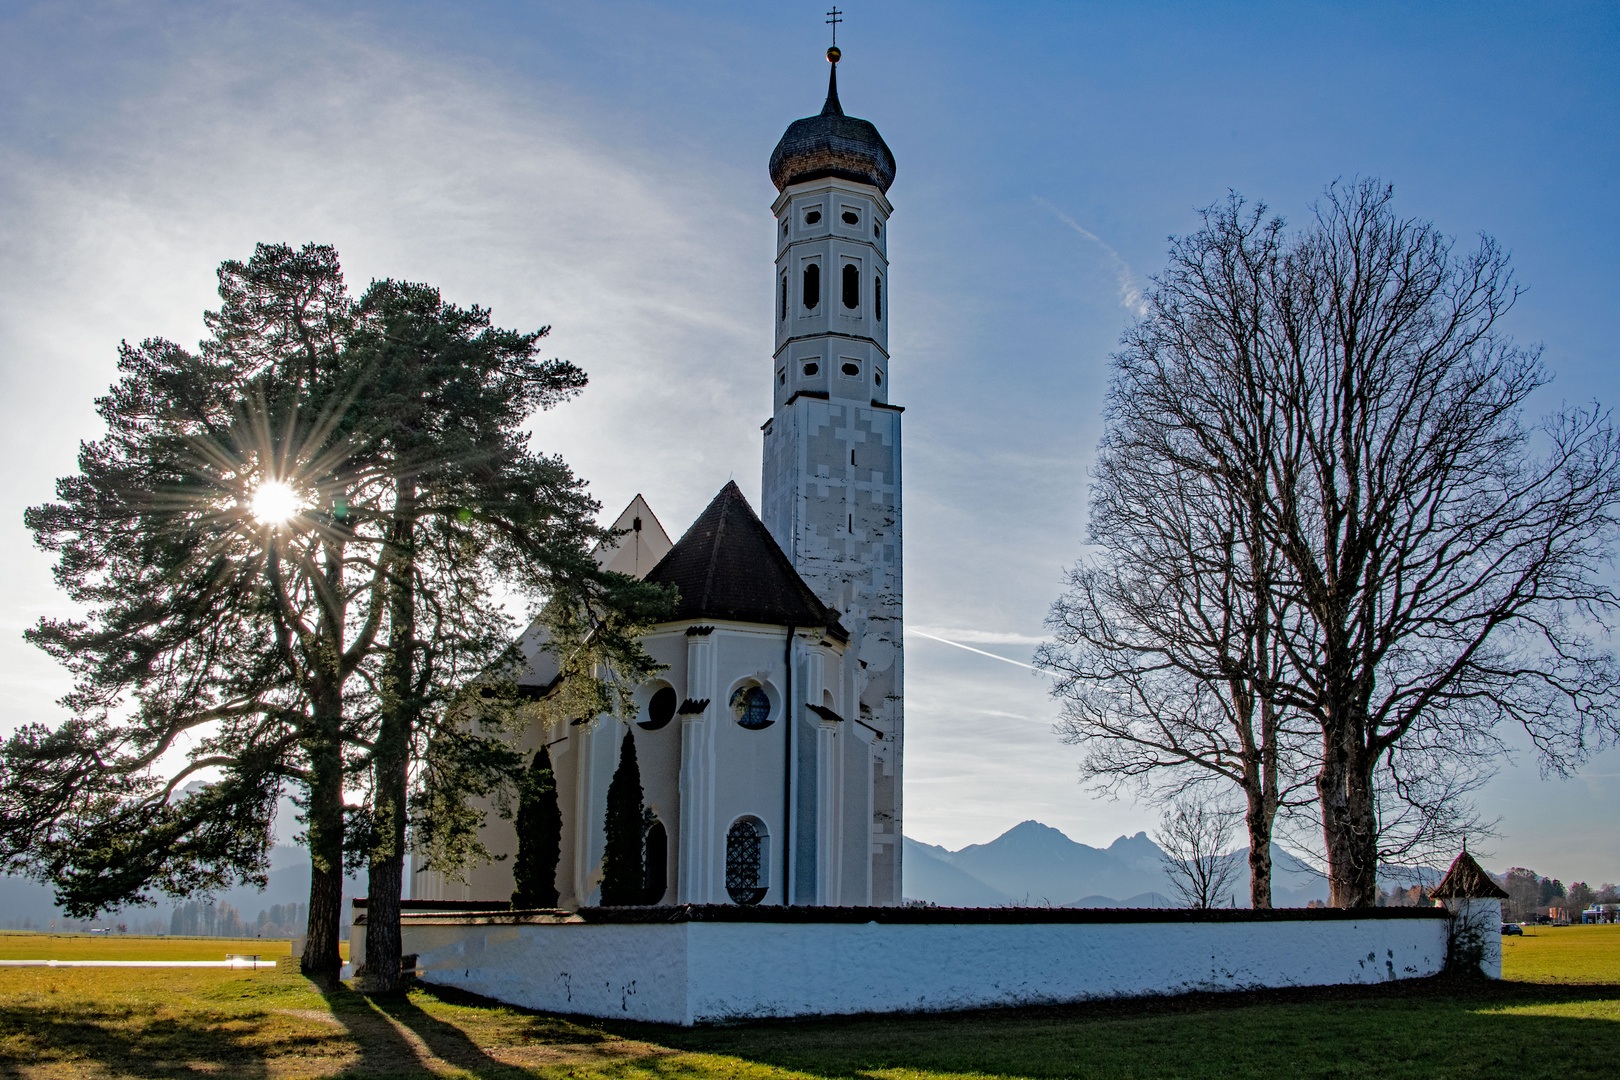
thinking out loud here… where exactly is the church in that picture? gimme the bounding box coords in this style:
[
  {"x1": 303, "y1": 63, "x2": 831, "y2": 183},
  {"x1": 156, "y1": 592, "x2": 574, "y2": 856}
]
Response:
[{"x1": 414, "y1": 44, "x2": 905, "y2": 909}]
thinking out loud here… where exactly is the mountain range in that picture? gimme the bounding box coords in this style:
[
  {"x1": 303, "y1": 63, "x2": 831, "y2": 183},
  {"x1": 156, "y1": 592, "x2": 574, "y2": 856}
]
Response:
[
  {"x1": 903, "y1": 820, "x2": 1335, "y2": 908},
  {"x1": 2, "y1": 820, "x2": 1401, "y2": 924}
]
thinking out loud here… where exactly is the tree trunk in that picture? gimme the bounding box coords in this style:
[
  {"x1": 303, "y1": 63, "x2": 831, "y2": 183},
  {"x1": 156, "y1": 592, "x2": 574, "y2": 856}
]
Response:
[
  {"x1": 1244, "y1": 786, "x2": 1274, "y2": 910},
  {"x1": 1318, "y1": 722, "x2": 1380, "y2": 908},
  {"x1": 364, "y1": 486, "x2": 415, "y2": 993},
  {"x1": 301, "y1": 697, "x2": 345, "y2": 978}
]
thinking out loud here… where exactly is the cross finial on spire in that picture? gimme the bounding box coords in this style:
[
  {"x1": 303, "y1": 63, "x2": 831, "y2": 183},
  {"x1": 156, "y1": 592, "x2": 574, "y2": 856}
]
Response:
[{"x1": 826, "y1": 7, "x2": 842, "y2": 46}]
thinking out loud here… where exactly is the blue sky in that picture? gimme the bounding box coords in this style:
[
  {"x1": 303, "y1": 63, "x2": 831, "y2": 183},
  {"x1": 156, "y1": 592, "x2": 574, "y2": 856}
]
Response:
[{"x1": 1, "y1": 0, "x2": 1616, "y2": 883}]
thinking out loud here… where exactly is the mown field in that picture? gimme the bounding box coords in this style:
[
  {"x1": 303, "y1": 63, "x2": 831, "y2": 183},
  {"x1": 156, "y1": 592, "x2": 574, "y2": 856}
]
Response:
[{"x1": 0, "y1": 924, "x2": 1613, "y2": 1079}]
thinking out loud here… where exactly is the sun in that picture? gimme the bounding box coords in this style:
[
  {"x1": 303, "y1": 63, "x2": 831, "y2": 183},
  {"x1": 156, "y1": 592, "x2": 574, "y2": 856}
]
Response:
[{"x1": 250, "y1": 479, "x2": 301, "y2": 525}]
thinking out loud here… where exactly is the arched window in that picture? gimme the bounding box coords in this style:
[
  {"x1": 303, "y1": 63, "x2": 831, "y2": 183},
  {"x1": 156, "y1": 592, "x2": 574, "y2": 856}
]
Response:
[
  {"x1": 842, "y1": 264, "x2": 860, "y2": 310},
  {"x1": 802, "y1": 263, "x2": 820, "y2": 310},
  {"x1": 644, "y1": 820, "x2": 668, "y2": 904},
  {"x1": 730, "y1": 685, "x2": 773, "y2": 729},
  {"x1": 638, "y1": 686, "x2": 677, "y2": 731},
  {"x1": 725, "y1": 817, "x2": 769, "y2": 905},
  {"x1": 874, "y1": 275, "x2": 883, "y2": 321}
]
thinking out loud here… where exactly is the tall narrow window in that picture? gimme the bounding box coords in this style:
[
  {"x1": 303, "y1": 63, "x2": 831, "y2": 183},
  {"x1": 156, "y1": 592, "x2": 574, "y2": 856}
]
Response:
[
  {"x1": 643, "y1": 820, "x2": 668, "y2": 904},
  {"x1": 842, "y1": 264, "x2": 859, "y2": 310},
  {"x1": 725, "y1": 817, "x2": 768, "y2": 905},
  {"x1": 780, "y1": 273, "x2": 787, "y2": 321},
  {"x1": 802, "y1": 263, "x2": 820, "y2": 310},
  {"x1": 874, "y1": 276, "x2": 883, "y2": 321}
]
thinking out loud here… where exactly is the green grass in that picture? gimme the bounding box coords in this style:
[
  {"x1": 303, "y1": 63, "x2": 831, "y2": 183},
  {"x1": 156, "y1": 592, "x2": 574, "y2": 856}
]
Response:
[
  {"x1": 0, "y1": 926, "x2": 1615, "y2": 1078},
  {"x1": 0, "y1": 931, "x2": 294, "y2": 962},
  {"x1": 1502, "y1": 923, "x2": 1620, "y2": 983},
  {"x1": 0, "y1": 930, "x2": 350, "y2": 961}
]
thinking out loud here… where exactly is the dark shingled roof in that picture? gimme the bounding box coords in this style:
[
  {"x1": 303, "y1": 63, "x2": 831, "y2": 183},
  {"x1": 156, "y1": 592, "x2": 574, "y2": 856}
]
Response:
[
  {"x1": 769, "y1": 62, "x2": 895, "y2": 194},
  {"x1": 645, "y1": 482, "x2": 846, "y2": 634},
  {"x1": 1431, "y1": 849, "x2": 1509, "y2": 899}
]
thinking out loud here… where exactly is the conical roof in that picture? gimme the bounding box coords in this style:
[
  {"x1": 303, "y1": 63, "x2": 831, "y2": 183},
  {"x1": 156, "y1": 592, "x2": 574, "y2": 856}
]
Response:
[
  {"x1": 1431, "y1": 849, "x2": 1508, "y2": 899},
  {"x1": 645, "y1": 482, "x2": 846, "y2": 635},
  {"x1": 769, "y1": 58, "x2": 895, "y2": 194}
]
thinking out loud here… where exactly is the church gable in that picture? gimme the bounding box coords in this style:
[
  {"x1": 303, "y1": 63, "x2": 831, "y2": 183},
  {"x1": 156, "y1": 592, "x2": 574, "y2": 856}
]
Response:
[{"x1": 645, "y1": 481, "x2": 845, "y2": 635}]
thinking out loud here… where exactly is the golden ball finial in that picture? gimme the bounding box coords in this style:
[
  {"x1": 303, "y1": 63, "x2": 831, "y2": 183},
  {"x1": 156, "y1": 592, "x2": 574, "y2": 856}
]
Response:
[{"x1": 827, "y1": 45, "x2": 841, "y2": 63}]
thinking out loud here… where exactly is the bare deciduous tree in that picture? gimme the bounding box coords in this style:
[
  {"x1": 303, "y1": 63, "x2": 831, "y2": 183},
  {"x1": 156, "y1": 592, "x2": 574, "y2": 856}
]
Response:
[
  {"x1": 1038, "y1": 207, "x2": 1315, "y2": 909},
  {"x1": 1155, "y1": 798, "x2": 1241, "y2": 910},
  {"x1": 1058, "y1": 178, "x2": 1620, "y2": 908}
]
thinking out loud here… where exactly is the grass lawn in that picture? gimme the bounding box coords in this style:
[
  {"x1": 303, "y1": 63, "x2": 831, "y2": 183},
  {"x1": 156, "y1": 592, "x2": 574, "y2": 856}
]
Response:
[
  {"x1": 1502, "y1": 923, "x2": 1620, "y2": 983},
  {"x1": 0, "y1": 926, "x2": 1614, "y2": 1078},
  {"x1": 0, "y1": 931, "x2": 344, "y2": 962}
]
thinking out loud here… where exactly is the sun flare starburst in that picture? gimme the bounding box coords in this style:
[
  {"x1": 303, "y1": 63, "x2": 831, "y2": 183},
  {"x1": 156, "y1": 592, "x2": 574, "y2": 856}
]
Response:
[{"x1": 250, "y1": 479, "x2": 301, "y2": 525}]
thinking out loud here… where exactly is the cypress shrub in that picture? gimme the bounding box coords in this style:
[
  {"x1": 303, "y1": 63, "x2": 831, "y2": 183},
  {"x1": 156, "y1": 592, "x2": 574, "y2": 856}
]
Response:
[
  {"x1": 600, "y1": 728, "x2": 646, "y2": 905},
  {"x1": 511, "y1": 746, "x2": 562, "y2": 908}
]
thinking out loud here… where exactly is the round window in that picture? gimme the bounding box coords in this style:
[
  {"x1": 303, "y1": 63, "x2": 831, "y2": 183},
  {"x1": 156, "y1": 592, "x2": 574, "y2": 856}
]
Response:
[
  {"x1": 805, "y1": 210, "x2": 822, "y2": 225},
  {"x1": 730, "y1": 685, "x2": 773, "y2": 730},
  {"x1": 639, "y1": 686, "x2": 677, "y2": 730},
  {"x1": 842, "y1": 211, "x2": 859, "y2": 225},
  {"x1": 802, "y1": 362, "x2": 819, "y2": 376},
  {"x1": 841, "y1": 362, "x2": 860, "y2": 377}
]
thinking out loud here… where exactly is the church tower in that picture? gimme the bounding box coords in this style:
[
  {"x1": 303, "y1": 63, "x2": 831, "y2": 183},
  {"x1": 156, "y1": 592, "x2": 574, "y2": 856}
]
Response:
[{"x1": 762, "y1": 45, "x2": 903, "y2": 904}]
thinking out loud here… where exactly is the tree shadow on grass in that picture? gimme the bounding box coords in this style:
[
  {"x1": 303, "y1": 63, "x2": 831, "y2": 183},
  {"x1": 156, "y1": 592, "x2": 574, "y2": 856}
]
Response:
[
  {"x1": 611, "y1": 976, "x2": 1620, "y2": 1080},
  {"x1": 0, "y1": 990, "x2": 280, "y2": 1080},
  {"x1": 321, "y1": 978, "x2": 625, "y2": 1078}
]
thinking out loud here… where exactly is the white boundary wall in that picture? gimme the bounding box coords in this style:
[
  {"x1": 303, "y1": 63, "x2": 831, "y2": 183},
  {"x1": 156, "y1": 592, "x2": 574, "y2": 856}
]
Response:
[{"x1": 400, "y1": 914, "x2": 1449, "y2": 1026}]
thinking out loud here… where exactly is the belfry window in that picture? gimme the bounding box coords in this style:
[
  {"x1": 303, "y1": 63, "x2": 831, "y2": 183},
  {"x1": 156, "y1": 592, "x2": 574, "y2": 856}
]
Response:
[
  {"x1": 802, "y1": 361, "x2": 819, "y2": 376},
  {"x1": 842, "y1": 264, "x2": 859, "y2": 310},
  {"x1": 802, "y1": 263, "x2": 820, "y2": 310},
  {"x1": 875, "y1": 276, "x2": 883, "y2": 321},
  {"x1": 805, "y1": 209, "x2": 822, "y2": 225},
  {"x1": 842, "y1": 210, "x2": 859, "y2": 226},
  {"x1": 780, "y1": 273, "x2": 787, "y2": 321},
  {"x1": 725, "y1": 817, "x2": 769, "y2": 905}
]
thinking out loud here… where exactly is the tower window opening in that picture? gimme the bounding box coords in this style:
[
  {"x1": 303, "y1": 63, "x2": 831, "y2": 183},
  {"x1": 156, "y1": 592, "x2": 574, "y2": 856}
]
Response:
[
  {"x1": 842, "y1": 210, "x2": 859, "y2": 225},
  {"x1": 875, "y1": 369, "x2": 882, "y2": 386},
  {"x1": 874, "y1": 221, "x2": 881, "y2": 238},
  {"x1": 802, "y1": 263, "x2": 820, "y2": 310},
  {"x1": 802, "y1": 362, "x2": 819, "y2": 376},
  {"x1": 842, "y1": 264, "x2": 859, "y2": 310},
  {"x1": 725, "y1": 817, "x2": 768, "y2": 905},
  {"x1": 780, "y1": 273, "x2": 787, "y2": 321},
  {"x1": 841, "y1": 361, "x2": 860, "y2": 377},
  {"x1": 875, "y1": 276, "x2": 883, "y2": 321},
  {"x1": 778, "y1": 369, "x2": 785, "y2": 385},
  {"x1": 805, "y1": 209, "x2": 822, "y2": 225}
]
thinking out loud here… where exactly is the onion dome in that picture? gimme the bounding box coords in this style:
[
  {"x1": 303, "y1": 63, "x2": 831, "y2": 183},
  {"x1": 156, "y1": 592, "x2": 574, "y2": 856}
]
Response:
[{"x1": 769, "y1": 48, "x2": 896, "y2": 194}]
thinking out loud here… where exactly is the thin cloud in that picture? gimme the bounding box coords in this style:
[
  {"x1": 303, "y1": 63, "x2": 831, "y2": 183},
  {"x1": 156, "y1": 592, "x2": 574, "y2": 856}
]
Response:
[
  {"x1": 909, "y1": 629, "x2": 1046, "y2": 672},
  {"x1": 1033, "y1": 197, "x2": 1150, "y2": 317},
  {"x1": 910, "y1": 625, "x2": 1049, "y2": 646}
]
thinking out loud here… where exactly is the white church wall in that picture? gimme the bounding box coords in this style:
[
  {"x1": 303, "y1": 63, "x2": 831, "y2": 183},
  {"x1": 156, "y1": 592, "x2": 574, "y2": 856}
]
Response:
[{"x1": 403, "y1": 911, "x2": 1450, "y2": 1026}]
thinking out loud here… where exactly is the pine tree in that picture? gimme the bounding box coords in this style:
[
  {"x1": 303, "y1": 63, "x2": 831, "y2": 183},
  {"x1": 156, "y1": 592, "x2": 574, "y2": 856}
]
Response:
[
  {"x1": 511, "y1": 746, "x2": 562, "y2": 909},
  {"x1": 599, "y1": 730, "x2": 645, "y2": 905}
]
